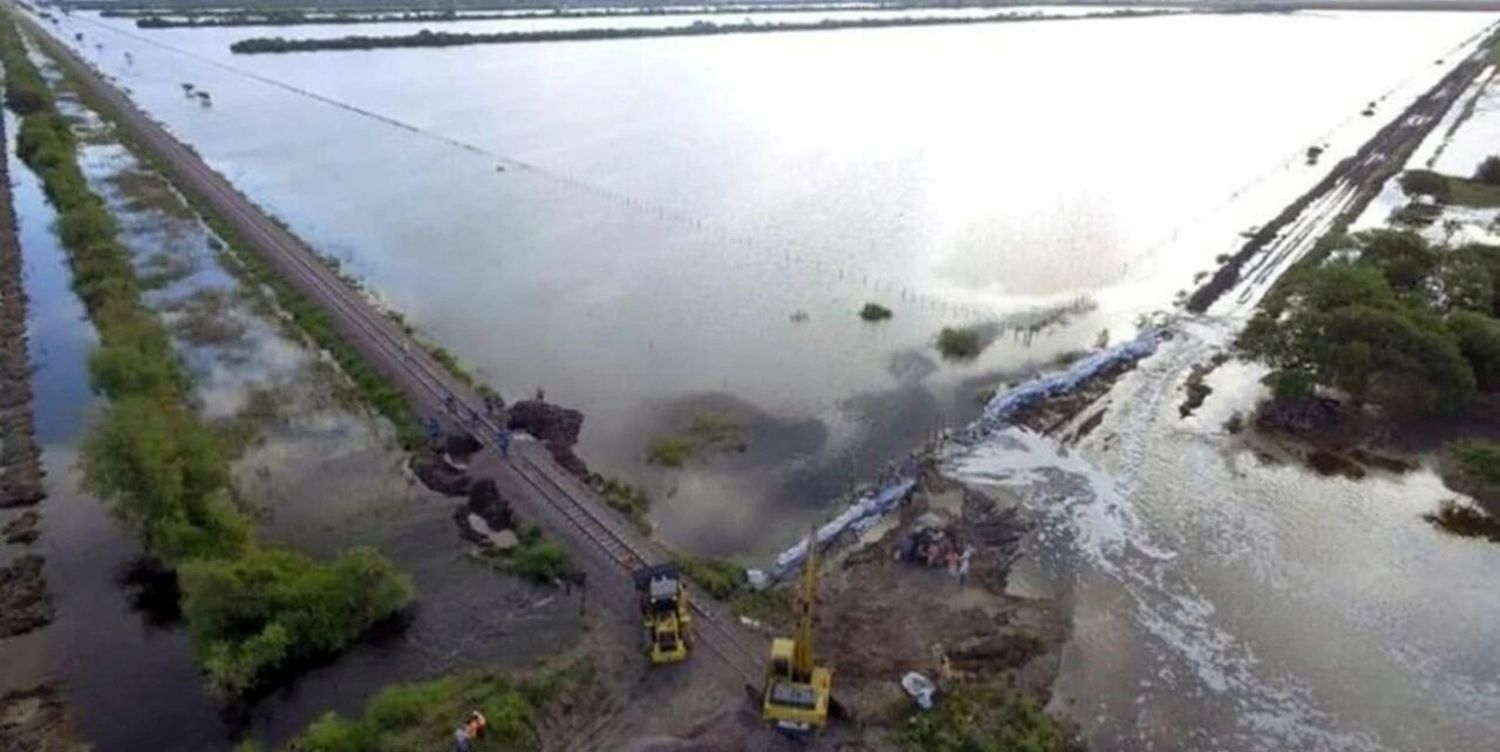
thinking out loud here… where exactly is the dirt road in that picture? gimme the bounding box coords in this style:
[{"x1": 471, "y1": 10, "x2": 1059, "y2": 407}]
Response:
[{"x1": 17, "y1": 11, "x2": 769, "y2": 714}]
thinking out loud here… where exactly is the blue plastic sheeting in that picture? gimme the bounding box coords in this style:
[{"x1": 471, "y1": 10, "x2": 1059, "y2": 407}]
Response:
[
  {"x1": 962, "y1": 327, "x2": 1162, "y2": 442},
  {"x1": 764, "y1": 328, "x2": 1163, "y2": 578}
]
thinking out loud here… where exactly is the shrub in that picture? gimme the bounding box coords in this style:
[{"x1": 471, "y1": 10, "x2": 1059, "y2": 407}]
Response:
[
  {"x1": 180, "y1": 546, "x2": 413, "y2": 698},
  {"x1": 897, "y1": 684, "x2": 1081, "y2": 752},
  {"x1": 506, "y1": 533, "x2": 573, "y2": 583},
  {"x1": 859, "y1": 302, "x2": 893, "y2": 321},
  {"x1": 590, "y1": 475, "x2": 651, "y2": 532},
  {"x1": 80, "y1": 396, "x2": 250, "y2": 562},
  {"x1": 729, "y1": 586, "x2": 792, "y2": 623},
  {"x1": 287, "y1": 666, "x2": 590, "y2": 752},
  {"x1": 1356, "y1": 230, "x2": 1436, "y2": 294},
  {"x1": 684, "y1": 411, "x2": 744, "y2": 452},
  {"x1": 1447, "y1": 312, "x2": 1500, "y2": 390},
  {"x1": 674, "y1": 554, "x2": 744, "y2": 600},
  {"x1": 1450, "y1": 439, "x2": 1500, "y2": 491},
  {"x1": 646, "y1": 435, "x2": 695, "y2": 467},
  {"x1": 1400, "y1": 169, "x2": 1451, "y2": 200},
  {"x1": 1476, "y1": 156, "x2": 1500, "y2": 186},
  {"x1": 936, "y1": 327, "x2": 982, "y2": 360}
]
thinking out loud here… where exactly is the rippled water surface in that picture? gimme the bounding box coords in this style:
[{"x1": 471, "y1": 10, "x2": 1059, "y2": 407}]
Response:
[{"x1": 35, "y1": 9, "x2": 1498, "y2": 556}]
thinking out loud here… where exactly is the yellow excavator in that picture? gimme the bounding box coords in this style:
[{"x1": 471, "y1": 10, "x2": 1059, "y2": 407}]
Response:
[
  {"x1": 633, "y1": 564, "x2": 691, "y2": 664},
  {"x1": 762, "y1": 531, "x2": 833, "y2": 733}
]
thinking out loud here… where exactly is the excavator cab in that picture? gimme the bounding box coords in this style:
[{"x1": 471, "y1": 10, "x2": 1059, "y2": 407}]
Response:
[
  {"x1": 633, "y1": 564, "x2": 691, "y2": 664},
  {"x1": 762, "y1": 531, "x2": 832, "y2": 733}
]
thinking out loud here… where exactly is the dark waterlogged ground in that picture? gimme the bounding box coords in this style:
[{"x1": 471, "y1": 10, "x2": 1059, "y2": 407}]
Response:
[{"x1": 8, "y1": 53, "x2": 584, "y2": 751}]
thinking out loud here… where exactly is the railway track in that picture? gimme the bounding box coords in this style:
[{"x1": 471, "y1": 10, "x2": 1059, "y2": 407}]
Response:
[{"x1": 18, "y1": 12, "x2": 770, "y2": 693}]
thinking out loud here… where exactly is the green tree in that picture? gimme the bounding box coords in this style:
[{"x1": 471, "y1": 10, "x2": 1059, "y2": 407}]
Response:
[
  {"x1": 1448, "y1": 311, "x2": 1500, "y2": 390},
  {"x1": 1356, "y1": 229, "x2": 1436, "y2": 295},
  {"x1": 80, "y1": 397, "x2": 249, "y2": 561},
  {"x1": 1400, "y1": 170, "x2": 1451, "y2": 200},
  {"x1": 1476, "y1": 156, "x2": 1500, "y2": 186},
  {"x1": 181, "y1": 546, "x2": 413, "y2": 697}
]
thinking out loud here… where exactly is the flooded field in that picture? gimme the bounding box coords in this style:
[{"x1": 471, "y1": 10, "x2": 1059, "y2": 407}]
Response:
[
  {"x1": 33, "y1": 9, "x2": 1498, "y2": 557},
  {"x1": 7, "y1": 53, "x2": 582, "y2": 750},
  {"x1": 8, "y1": 5, "x2": 1500, "y2": 751}
]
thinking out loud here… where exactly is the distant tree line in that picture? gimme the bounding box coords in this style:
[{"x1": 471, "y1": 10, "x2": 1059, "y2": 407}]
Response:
[
  {"x1": 228, "y1": 8, "x2": 1171, "y2": 53},
  {"x1": 121, "y1": 2, "x2": 1014, "y2": 28}
]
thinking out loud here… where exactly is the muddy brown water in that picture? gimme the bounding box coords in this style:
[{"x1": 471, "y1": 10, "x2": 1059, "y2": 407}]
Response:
[{"x1": 4, "y1": 68, "x2": 585, "y2": 749}]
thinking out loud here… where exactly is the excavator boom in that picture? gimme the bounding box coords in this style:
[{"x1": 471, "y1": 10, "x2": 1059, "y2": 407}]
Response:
[{"x1": 763, "y1": 528, "x2": 833, "y2": 732}]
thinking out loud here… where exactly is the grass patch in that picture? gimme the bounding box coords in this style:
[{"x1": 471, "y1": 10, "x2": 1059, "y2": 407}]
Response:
[
  {"x1": 1446, "y1": 438, "x2": 1500, "y2": 505},
  {"x1": 859, "y1": 302, "x2": 893, "y2": 321},
  {"x1": 283, "y1": 662, "x2": 595, "y2": 752},
  {"x1": 897, "y1": 684, "x2": 1082, "y2": 752},
  {"x1": 936, "y1": 326, "x2": 982, "y2": 360},
  {"x1": 107, "y1": 166, "x2": 194, "y2": 221},
  {"x1": 728, "y1": 586, "x2": 791, "y2": 624},
  {"x1": 482, "y1": 525, "x2": 576, "y2": 584},
  {"x1": 673, "y1": 553, "x2": 744, "y2": 600},
  {"x1": 645, "y1": 435, "x2": 695, "y2": 467},
  {"x1": 1400, "y1": 169, "x2": 1500, "y2": 208},
  {"x1": 588, "y1": 474, "x2": 651, "y2": 533},
  {"x1": 645, "y1": 411, "x2": 745, "y2": 467}
]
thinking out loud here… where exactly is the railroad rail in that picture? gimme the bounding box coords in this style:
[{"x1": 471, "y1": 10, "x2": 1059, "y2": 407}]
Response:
[{"x1": 17, "y1": 12, "x2": 770, "y2": 689}]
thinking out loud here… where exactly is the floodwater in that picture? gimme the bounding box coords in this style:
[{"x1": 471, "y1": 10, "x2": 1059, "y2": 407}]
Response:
[
  {"x1": 29, "y1": 10, "x2": 1500, "y2": 560},
  {"x1": 949, "y1": 320, "x2": 1500, "y2": 751},
  {"x1": 8, "y1": 54, "x2": 582, "y2": 750},
  {"x1": 941, "y1": 56, "x2": 1500, "y2": 750}
]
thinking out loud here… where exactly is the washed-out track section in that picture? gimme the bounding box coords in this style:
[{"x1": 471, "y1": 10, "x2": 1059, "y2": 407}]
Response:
[{"x1": 17, "y1": 12, "x2": 767, "y2": 692}]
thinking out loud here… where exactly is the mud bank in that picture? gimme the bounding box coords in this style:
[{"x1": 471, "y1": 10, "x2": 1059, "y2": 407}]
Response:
[
  {"x1": 0, "y1": 684, "x2": 83, "y2": 752},
  {"x1": 0, "y1": 555, "x2": 52, "y2": 639},
  {"x1": 0, "y1": 109, "x2": 43, "y2": 511}
]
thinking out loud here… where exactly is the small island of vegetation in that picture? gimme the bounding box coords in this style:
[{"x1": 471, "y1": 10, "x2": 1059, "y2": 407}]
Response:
[
  {"x1": 936, "y1": 326, "x2": 983, "y2": 360},
  {"x1": 646, "y1": 411, "x2": 746, "y2": 467},
  {"x1": 859, "y1": 301, "x2": 893, "y2": 321}
]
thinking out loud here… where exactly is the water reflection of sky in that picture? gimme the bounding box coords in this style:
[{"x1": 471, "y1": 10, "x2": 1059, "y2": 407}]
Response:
[{"x1": 38, "y1": 9, "x2": 1499, "y2": 555}]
